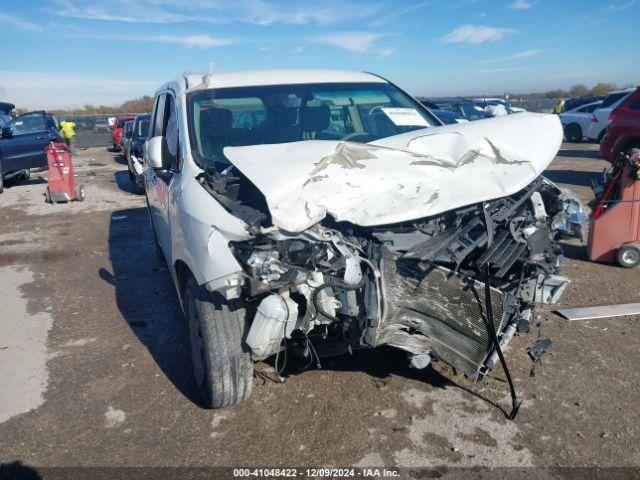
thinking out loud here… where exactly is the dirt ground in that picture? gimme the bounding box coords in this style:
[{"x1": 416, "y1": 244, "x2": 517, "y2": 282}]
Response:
[{"x1": 0, "y1": 144, "x2": 639, "y2": 474}]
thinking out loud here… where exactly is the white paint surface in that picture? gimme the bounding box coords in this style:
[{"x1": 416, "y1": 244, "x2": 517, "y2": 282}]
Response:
[
  {"x1": 0, "y1": 266, "x2": 53, "y2": 423},
  {"x1": 225, "y1": 112, "x2": 562, "y2": 232}
]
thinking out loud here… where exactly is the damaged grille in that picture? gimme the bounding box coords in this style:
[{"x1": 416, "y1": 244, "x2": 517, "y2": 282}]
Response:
[{"x1": 377, "y1": 252, "x2": 505, "y2": 378}]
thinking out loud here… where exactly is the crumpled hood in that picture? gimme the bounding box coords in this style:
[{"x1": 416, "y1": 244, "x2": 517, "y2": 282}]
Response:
[{"x1": 224, "y1": 112, "x2": 563, "y2": 233}]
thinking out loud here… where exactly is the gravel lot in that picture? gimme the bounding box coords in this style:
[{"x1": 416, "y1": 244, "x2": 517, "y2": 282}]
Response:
[{"x1": 0, "y1": 144, "x2": 638, "y2": 474}]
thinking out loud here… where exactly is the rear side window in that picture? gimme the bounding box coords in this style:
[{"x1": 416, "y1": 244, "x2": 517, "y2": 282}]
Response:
[
  {"x1": 578, "y1": 104, "x2": 599, "y2": 113},
  {"x1": 601, "y1": 92, "x2": 629, "y2": 108}
]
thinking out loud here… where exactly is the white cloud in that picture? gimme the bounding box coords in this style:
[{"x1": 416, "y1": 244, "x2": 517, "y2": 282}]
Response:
[
  {"x1": 478, "y1": 49, "x2": 541, "y2": 64},
  {"x1": 47, "y1": 0, "x2": 381, "y2": 25},
  {"x1": 604, "y1": 1, "x2": 636, "y2": 11},
  {"x1": 475, "y1": 67, "x2": 530, "y2": 74},
  {"x1": 0, "y1": 10, "x2": 41, "y2": 31},
  {"x1": 291, "y1": 46, "x2": 304, "y2": 54},
  {"x1": 509, "y1": 0, "x2": 535, "y2": 9},
  {"x1": 312, "y1": 31, "x2": 383, "y2": 53},
  {"x1": 369, "y1": 1, "x2": 431, "y2": 27},
  {"x1": 145, "y1": 34, "x2": 234, "y2": 49},
  {"x1": 440, "y1": 24, "x2": 516, "y2": 44},
  {"x1": 72, "y1": 32, "x2": 234, "y2": 49},
  {"x1": 376, "y1": 47, "x2": 395, "y2": 59},
  {"x1": 0, "y1": 71, "x2": 160, "y2": 110},
  {"x1": 48, "y1": 0, "x2": 193, "y2": 23}
]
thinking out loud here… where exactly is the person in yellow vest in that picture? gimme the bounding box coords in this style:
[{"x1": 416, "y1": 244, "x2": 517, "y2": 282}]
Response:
[
  {"x1": 58, "y1": 119, "x2": 77, "y2": 154},
  {"x1": 553, "y1": 99, "x2": 565, "y2": 115}
]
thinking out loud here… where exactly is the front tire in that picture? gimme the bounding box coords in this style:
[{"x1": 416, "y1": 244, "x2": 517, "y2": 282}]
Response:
[{"x1": 184, "y1": 277, "x2": 253, "y2": 408}]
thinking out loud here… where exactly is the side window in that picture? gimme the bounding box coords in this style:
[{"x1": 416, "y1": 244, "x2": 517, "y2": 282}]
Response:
[
  {"x1": 578, "y1": 104, "x2": 597, "y2": 113},
  {"x1": 628, "y1": 99, "x2": 640, "y2": 110},
  {"x1": 151, "y1": 94, "x2": 165, "y2": 138},
  {"x1": 163, "y1": 95, "x2": 179, "y2": 170},
  {"x1": 10, "y1": 112, "x2": 47, "y2": 134}
]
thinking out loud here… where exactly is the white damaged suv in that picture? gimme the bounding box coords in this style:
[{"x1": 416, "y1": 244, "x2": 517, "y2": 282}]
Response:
[{"x1": 143, "y1": 69, "x2": 585, "y2": 410}]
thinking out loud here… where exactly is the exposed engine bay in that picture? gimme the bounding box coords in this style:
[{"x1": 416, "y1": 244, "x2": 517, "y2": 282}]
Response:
[{"x1": 200, "y1": 166, "x2": 585, "y2": 380}]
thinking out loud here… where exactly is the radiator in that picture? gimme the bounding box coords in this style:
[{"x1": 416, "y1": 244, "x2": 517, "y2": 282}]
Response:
[{"x1": 377, "y1": 252, "x2": 506, "y2": 379}]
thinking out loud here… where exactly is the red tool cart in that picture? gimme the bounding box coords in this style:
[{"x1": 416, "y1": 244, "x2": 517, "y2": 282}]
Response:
[
  {"x1": 588, "y1": 148, "x2": 640, "y2": 267},
  {"x1": 44, "y1": 142, "x2": 85, "y2": 203}
]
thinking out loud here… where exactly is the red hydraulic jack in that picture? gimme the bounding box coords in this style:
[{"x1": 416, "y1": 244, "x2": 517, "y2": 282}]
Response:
[
  {"x1": 45, "y1": 142, "x2": 85, "y2": 203},
  {"x1": 588, "y1": 148, "x2": 640, "y2": 267}
]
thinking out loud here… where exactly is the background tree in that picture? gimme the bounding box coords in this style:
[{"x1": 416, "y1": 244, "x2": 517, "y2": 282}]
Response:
[
  {"x1": 590, "y1": 83, "x2": 616, "y2": 96},
  {"x1": 568, "y1": 84, "x2": 589, "y2": 97}
]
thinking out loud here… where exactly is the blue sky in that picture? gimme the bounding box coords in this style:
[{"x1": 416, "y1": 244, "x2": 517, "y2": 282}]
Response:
[{"x1": 0, "y1": 0, "x2": 638, "y2": 109}]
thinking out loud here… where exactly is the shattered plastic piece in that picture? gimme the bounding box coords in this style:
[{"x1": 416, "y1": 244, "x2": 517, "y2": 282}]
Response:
[{"x1": 528, "y1": 338, "x2": 553, "y2": 362}]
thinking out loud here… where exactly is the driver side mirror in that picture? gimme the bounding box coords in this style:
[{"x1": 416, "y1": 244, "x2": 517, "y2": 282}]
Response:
[
  {"x1": 1, "y1": 126, "x2": 12, "y2": 138},
  {"x1": 146, "y1": 136, "x2": 166, "y2": 169},
  {"x1": 125, "y1": 131, "x2": 133, "y2": 139}
]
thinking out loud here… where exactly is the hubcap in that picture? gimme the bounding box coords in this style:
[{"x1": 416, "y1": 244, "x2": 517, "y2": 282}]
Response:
[
  {"x1": 622, "y1": 249, "x2": 639, "y2": 265},
  {"x1": 189, "y1": 304, "x2": 205, "y2": 386}
]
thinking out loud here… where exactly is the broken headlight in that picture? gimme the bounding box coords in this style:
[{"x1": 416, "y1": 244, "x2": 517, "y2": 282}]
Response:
[{"x1": 551, "y1": 192, "x2": 588, "y2": 240}]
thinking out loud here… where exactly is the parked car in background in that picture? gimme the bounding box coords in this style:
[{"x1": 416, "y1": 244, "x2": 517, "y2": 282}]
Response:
[
  {"x1": 560, "y1": 101, "x2": 602, "y2": 142},
  {"x1": 473, "y1": 98, "x2": 525, "y2": 114},
  {"x1": 142, "y1": 68, "x2": 582, "y2": 409},
  {"x1": 431, "y1": 108, "x2": 469, "y2": 125},
  {"x1": 111, "y1": 115, "x2": 136, "y2": 151},
  {"x1": 600, "y1": 87, "x2": 640, "y2": 162},
  {"x1": 563, "y1": 95, "x2": 605, "y2": 113},
  {"x1": 93, "y1": 121, "x2": 109, "y2": 132},
  {"x1": 119, "y1": 120, "x2": 134, "y2": 157},
  {"x1": 585, "y1": 89, "x2": 634, "y2": 142},
  {"x1": 419, "y1": 99, "x2": 439, "y2": 110},
  {"x1": 0, "y1": 110, "x2": 60, "y2": 193},
  {"x1": 125, "y1": 113, "x2": 150, "y2": 193},
  {"x1": 428, "y1": 97, "x2": 490, "y2": 121}
]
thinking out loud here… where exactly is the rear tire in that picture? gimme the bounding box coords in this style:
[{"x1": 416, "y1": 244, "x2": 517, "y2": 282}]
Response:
[
  {"x1": 617, "y1": 244, "x2": 640, "y2": 268},
  {"x1": 184, "y1": 277, "x2": 253, "y2": 408},
  {"x1": 565, "y1": 124, "x2": 582, "y2": 143}
]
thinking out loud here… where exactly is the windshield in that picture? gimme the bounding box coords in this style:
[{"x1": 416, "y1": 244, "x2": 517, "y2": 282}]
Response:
[
  {"x1": 135, "y1": 118, "x2": 150, "y2": 138},
  {"x1": 187, "y1": 82, "x2": 438, "y2": 168}
]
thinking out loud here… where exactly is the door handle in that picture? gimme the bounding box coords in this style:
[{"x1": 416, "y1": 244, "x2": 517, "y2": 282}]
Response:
[{"x1": 36, "y1": 136, "x2": 48, "y2": 140}]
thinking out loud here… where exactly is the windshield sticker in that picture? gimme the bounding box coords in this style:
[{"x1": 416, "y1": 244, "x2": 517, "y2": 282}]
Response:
[{"x1": 381, "y1": 108, "x2": 429, "y2": 127}]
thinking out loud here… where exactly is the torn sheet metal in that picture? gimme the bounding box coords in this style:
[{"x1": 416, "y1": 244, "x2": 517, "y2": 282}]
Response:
[
  {"x1": 555, "y1": 303, "x2": 640, "y2": 321},
  {"x1": 224, "y1": 113, "x2": 563, "y2": 233}
]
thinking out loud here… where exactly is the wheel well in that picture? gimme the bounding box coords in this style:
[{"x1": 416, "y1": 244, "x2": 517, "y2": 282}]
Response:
[
  {"x1": 174, "y1": 259, "x2": 194, "y2": 301},
  {"x1": 617, "y1": 136, "x2": 640, "y2": 155}
]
